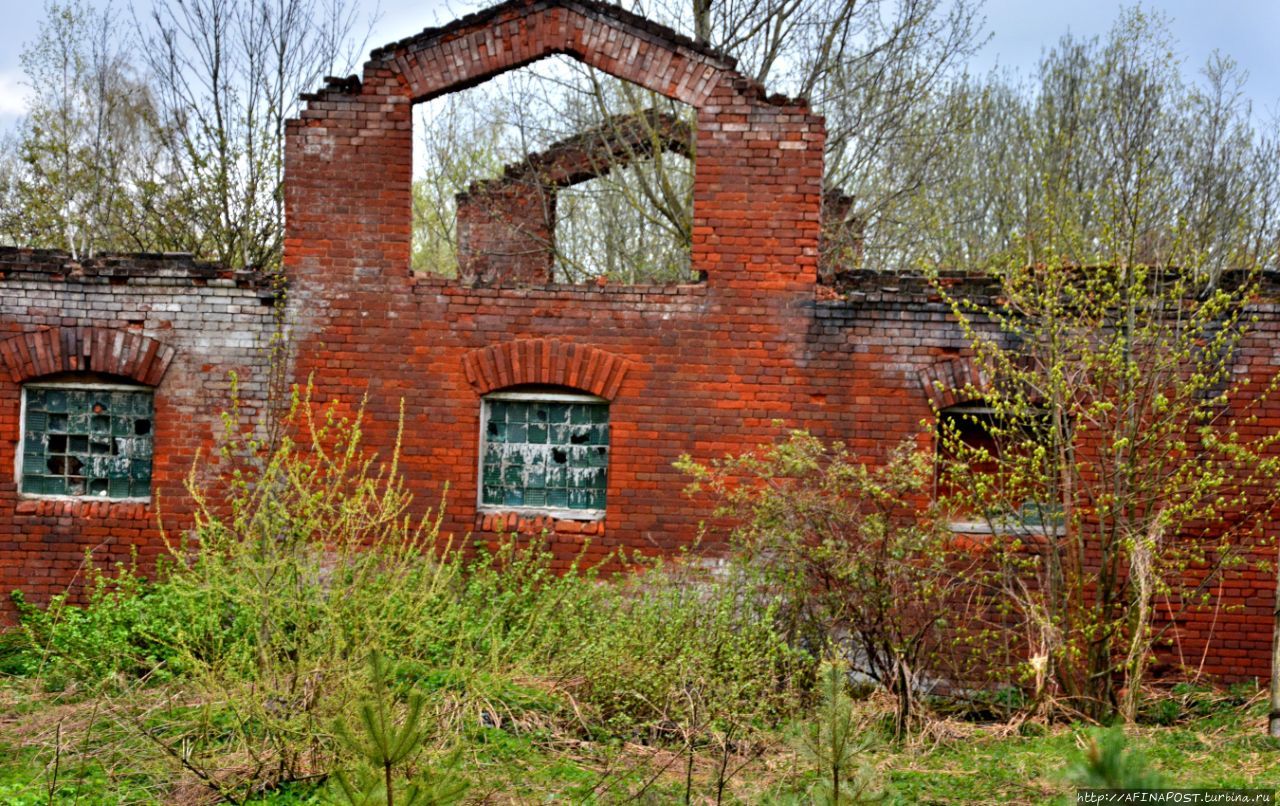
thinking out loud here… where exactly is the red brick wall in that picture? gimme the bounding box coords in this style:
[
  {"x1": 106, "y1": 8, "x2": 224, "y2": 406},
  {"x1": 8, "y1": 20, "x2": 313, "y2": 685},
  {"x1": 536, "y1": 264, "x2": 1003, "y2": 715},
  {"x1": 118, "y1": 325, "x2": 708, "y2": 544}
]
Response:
[
  {"x1": 277, "y1": 0, "x2": 1278, "y2": 680},
  {"x1": 284, "y1": 0, "x2": 825, "y2": 567},
  {"x1": 3, "y1": 0, "x2": 1277, "y2": 684},
  {"x1": 456, "y1": 182, "x2": 557, "y2": 285},
  {"x1": 0, "y1": 250, "x2": 277, "y2": 617}
]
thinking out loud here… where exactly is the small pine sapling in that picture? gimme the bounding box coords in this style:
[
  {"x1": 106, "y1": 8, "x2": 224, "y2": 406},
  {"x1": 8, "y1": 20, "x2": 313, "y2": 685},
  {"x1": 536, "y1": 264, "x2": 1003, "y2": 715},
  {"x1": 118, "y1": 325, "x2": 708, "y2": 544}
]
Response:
[
  {"x1": 329, "y1": 651, "x2": 468, "y2": 806},
  {"x1": 794, "y1": 660, "x2": 884, "y2": 804},
  {"x1": 1066, "y1": 728, "x2": 1166, "y2": 790}
]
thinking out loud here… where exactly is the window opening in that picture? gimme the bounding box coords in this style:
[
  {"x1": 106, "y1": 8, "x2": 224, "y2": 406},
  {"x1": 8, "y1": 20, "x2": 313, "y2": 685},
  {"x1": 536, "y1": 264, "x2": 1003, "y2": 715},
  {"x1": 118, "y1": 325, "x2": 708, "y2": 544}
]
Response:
[
  {"x1": 412, "y1": 56, "x2": 694, "y2": 286},
  {"x1": 554, "y1": 149, "x2": 693, "y2": 283},
  {"x1": 936, "y1": 404, "x2": 1062, "y2": 532},
  {"x1": 20, "y1": 383, "x2": 154, "y2": 498},
  {"x1": 480, "y1": 391, "x2": 608, "y2": 516}
]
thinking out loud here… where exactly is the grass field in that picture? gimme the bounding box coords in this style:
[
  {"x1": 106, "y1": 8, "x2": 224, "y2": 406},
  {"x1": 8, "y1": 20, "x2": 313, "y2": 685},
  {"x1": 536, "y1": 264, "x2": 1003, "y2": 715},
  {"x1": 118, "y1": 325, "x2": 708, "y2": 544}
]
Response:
[{"x1": 2, "y1": 678, "x2": 1276, "y2": 804}]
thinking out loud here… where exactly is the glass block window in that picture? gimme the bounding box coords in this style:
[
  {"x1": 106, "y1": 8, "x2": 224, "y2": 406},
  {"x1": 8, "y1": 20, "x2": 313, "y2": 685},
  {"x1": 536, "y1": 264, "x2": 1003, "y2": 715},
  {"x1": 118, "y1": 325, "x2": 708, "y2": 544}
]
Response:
[
  {"x1": 480, "y1": 394, "x2": 608, "y2": 514},
  {"x1": 20, "y1": 385, "x2": 154, "y2": 498}
]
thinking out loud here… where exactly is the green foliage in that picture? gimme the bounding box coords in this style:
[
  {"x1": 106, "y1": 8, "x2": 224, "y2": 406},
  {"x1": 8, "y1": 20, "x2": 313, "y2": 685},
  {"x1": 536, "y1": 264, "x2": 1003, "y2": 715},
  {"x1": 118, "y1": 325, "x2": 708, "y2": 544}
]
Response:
[
  {"x1": 0, "y1": 629, "x2": 36, "y2": 677},
  {"x1": 10, "y1": 556, "x2": 202, "y2": 688},
  {"x1": 1065, "y1": 728, "x2": 1167, "y2": 789},
  {"x1": 679, "y1": 431, "x2": 973, "y2": 735},
  {"x1": 934, "y1": 164, "x2": 1280, "y2": 720},
  {"x1": 410, "y1": 92, "x2": 507, "y2": 277},
  {"x1": 549, "y1": 555, "x2": 806, "y2": 737},
  {"x1": 0, "y1": 0, "x2": 367, "y2": 266},
  {"x1": 0, "y1": 0, "x2": 167, "y2": 256},
  {"x1": 1137, "y1": 682, "x2": 1256, "y2": 727},
  {"x1": 6, "y1": 384, "x2": 805, "y2": 800},
  {"x1": 790, "y1": 661, "x2": 884, "y2": 804},
  {"x1": 329, "y1": 652, "x2": 467, "y2": 806},
  {"x1": 411, "y1": 68, "x2": 697, "y2": 284},
  {"x1": 3, "y1": 649, "x2": 1278, "y2": 801},
  {"x1": 911, "y1": 8, "x2": 1278, "y2": 275}
]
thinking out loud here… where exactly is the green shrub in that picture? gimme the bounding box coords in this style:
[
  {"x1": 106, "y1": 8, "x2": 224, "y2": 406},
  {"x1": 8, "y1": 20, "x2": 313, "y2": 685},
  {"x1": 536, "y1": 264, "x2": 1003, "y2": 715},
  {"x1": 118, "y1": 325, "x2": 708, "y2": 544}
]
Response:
[
  {"x1": 0, "y1": 620, "x2": 38, "y2": 677},
  {"x1": 1066, "y1": 727, "x2": 1166, "y2": 789},
  {"x1": 549, "y1": 558, "x2": 807, "y2": 736},
  {"x1": 6, "y1": 385, "x2": 810, "y2": 800},
  {"x1": 10, "y1": 556, "x2": 209, "y2": 688},
  {"x1": 679, "y1": 431, "x2": 977, "y2": 735}
]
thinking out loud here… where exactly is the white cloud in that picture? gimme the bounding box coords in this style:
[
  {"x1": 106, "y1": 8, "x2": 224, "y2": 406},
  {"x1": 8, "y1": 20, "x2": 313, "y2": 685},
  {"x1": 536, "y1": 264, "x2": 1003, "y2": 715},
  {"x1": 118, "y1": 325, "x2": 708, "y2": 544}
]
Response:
[{"x1": 0, "y1": 70, "x2": 30, "y2": 118}]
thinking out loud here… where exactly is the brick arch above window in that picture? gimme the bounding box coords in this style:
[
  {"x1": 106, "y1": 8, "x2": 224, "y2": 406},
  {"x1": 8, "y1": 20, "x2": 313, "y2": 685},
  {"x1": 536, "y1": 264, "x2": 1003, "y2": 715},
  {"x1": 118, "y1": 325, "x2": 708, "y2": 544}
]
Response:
[
  {"x1": 0, "y1": 327, "x2": 176, "y2": 386},
  {"x1": 462, "y1": 339, "x2": 630, "y2": 400},
  {"x1": 367, "y1": 0, "x2": 745, "y2": 108},
  {"x1": 917, "y1": 356, "x2": 987, "y2": 412}
]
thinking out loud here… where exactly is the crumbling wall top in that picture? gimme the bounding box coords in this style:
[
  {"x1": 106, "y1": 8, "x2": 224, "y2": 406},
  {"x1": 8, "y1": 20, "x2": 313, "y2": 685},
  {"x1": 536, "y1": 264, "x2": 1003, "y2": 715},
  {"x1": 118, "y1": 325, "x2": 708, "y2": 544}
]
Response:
[
  {"x1": 344, "y1": 0, "x2": 810, "y2": 110},
  {"x1": 369, "y1": 0, "x2": 736, "y2": 74},
  {"x1": 459, "y1": 109, "x2": 693, "y2": 199},
  {"x1": 0, "y1": 247, "x2": 273, "y2": 289}
]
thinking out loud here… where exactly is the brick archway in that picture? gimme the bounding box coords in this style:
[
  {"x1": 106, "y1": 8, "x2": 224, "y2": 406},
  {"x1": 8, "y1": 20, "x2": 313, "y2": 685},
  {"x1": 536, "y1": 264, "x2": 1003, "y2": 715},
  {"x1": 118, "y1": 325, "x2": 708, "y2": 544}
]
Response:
[
  {"x1": 0, "y1": 327, "x2": 176, "y2": 386},
  {"x1": 917, "y1": 356, "x2": 986, "y2": 411},
  {"x1": 462, "y1": 338, "x2": 630, "y2": 399},
  {"x1": 372, "y1": 0, "x2": 744, "y2": 107},
  {"x1": 286, "y1": 0, "x2": 824, "y2": 291}
]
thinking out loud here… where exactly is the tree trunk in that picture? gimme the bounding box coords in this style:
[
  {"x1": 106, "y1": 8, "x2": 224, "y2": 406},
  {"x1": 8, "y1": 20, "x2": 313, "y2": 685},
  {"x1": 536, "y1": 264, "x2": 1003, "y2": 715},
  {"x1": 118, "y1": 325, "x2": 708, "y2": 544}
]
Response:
[
  {"x1": 1122, "y1": 525, "x2": 1157, "y2": 723},
  {"x1": 1269, "y1": 538, "x2": 1280, "y2": 737},
  {"x1": 894, "y1": 657, "x2": 913, "y2": 740}
]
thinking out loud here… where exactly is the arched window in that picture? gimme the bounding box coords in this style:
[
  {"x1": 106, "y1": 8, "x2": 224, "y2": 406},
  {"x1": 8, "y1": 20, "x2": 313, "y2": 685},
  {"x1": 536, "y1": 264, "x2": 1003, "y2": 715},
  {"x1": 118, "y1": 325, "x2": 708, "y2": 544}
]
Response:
[
  {"x1": 19, "y1": 377, "x2": 154, "y2": 499},
  {"x1": 479, "y1": 388, "x2": 609, "y2": 517}
]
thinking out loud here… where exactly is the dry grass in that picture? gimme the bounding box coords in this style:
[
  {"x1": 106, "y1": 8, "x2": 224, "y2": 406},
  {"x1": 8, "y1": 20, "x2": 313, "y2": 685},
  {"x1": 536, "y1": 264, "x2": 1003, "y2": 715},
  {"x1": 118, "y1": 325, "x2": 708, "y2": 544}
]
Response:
[{"x1": 3, "y1": 676, "x2": 1278, "y2": 804}]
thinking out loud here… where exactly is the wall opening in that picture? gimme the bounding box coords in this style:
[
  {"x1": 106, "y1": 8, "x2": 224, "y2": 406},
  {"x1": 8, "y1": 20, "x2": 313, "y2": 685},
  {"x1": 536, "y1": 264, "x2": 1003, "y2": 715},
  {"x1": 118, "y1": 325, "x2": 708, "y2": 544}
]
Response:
[
  {"x1": 411, "y1": 55, "x2": 694, "y2": 286},
  {"x1": 936, "y1": 402, "x2": 1062, "y2": 532},
  {"x1": 554, "y1": 150, "x2": 693, "y2": 283}
]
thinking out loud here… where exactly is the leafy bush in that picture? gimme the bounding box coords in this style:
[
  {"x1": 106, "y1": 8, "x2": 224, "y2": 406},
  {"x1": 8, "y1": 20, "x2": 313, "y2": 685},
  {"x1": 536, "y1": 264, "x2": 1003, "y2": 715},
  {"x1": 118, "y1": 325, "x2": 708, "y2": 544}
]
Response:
[
  {"x1": 6, "y1": 386, "x2": 809, "y2": 800},
  {"x1": 679, "y1": 431, "x2": 978, "y2": 736},
  {"x1": 547, "y1": 556, "x2": 807, "y2": 736},
  {"x1": 10, "y1": 556, "x2": 207, "y2": 688}
]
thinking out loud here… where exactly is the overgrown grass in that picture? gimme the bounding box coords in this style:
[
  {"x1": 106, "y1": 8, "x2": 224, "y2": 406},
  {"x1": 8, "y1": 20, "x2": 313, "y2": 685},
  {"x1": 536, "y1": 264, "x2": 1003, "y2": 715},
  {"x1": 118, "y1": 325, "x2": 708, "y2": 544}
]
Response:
[
  {"x1": 0, "y1": 389, "x2": 812, "y2": 802},
  {"x1": 2, "y1": 536, "x2": 805, "y2": 802},
  {"x1": 888, "y1": 695, "x2": 1280, "y2": 803},
  {"x1": 1, "y1": 675, "x2": 1277, "y2": 803},
  {"x1": 2, "y1": 392, "x2": 1276, "y2": 802}
]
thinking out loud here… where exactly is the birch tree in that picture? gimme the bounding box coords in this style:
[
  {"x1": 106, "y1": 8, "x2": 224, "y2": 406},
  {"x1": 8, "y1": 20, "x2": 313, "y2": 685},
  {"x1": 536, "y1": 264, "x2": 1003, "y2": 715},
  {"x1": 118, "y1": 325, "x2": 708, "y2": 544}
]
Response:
[
  {"x1": 910, "y1": 8, "x2": 1280, "y2": 277},
  {"x1": 0, "y1": 1, "x2": 165, "y2": 256}
]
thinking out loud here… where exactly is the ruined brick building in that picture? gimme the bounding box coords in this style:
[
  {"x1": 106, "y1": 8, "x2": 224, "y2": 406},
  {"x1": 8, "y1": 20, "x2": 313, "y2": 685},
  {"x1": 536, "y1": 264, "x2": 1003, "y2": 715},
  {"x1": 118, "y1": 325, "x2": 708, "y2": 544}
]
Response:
[{"x1": 2, "y1": 0, "x2": 1277, "y2": 680}]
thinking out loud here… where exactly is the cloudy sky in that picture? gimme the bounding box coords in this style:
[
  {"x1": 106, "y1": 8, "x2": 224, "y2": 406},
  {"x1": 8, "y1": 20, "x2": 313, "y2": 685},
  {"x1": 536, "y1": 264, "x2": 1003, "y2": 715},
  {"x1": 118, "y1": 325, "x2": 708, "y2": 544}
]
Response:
[{"x1": 0, "y1": 0, "x2": 1277, "y2": 134}]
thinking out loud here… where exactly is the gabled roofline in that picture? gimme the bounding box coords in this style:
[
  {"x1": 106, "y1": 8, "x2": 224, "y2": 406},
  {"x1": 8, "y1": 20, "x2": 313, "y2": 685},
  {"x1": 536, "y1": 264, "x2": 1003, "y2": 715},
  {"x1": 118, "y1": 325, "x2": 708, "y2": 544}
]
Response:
[{"x1": 368, "y1": 0, "x2": 736, "y2": 70}]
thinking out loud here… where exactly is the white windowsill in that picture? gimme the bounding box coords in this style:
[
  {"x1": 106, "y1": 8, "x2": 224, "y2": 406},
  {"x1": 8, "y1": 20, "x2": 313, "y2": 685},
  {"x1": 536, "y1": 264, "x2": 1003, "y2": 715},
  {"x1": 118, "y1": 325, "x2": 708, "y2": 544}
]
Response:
[
  {"x1": 949, "y1": 519, "x2": 1065, "y2": 537},
  {"x1": 17, "y1": 493, "x2": 151, "y2": 504},
  {"x1": 478, "y1": 505, "x2": 604, "y2": 522}
]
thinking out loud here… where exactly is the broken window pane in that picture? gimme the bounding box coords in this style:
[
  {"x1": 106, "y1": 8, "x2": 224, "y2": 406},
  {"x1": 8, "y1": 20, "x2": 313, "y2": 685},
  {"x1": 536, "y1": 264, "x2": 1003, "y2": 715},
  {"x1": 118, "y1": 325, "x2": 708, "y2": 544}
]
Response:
[
  {"x1": 481, "y1": 397, "x2": 608, "y2": 514},
  {"x1": 21, "y1": 385, "x2": 154, "y2": 499}
]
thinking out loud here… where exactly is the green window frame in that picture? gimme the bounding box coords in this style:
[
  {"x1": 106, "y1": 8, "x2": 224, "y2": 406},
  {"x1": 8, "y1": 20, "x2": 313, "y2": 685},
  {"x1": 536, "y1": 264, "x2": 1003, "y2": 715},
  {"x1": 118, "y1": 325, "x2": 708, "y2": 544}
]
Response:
[
  {"x1": 480, "y1": 391, "x2": 608, "y2": 517},
  {"x1": 19, "y1": 383, "x2": 154, "y2": 499}
]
